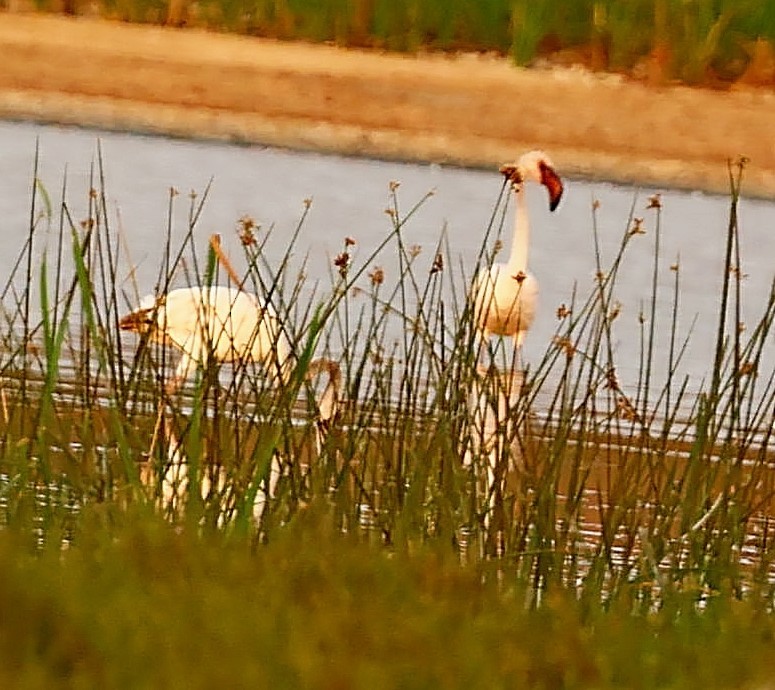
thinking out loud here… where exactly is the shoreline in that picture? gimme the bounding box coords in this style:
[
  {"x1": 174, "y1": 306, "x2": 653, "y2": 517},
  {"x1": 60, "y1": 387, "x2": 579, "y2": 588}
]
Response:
[{"x1": 2, "y1": 13, "x2": 775, "y2": 198}]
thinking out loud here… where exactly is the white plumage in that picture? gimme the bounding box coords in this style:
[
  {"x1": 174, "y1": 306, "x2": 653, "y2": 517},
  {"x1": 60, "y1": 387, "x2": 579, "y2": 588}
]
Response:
[
  {"x1": 120, "y1": 285, "x2": 292, "y2": 390},
  {"x1": 473, "y1": 150, "x2": 563, "y2": 351}
]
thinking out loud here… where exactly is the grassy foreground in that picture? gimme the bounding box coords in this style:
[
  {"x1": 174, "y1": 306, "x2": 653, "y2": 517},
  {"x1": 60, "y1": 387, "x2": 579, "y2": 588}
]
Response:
[
  {"x1": 16, "y1": 0, "x2": 775, "y2": 86},
  {"x1": 2, "y1": 511, "x2": 775, "y2": 689},
  {"x1": 0, "y1": 148, "x2": 774, "y2": 687}
]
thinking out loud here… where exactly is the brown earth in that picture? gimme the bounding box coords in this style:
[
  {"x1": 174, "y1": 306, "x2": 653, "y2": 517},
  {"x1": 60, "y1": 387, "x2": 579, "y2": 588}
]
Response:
[{"x1": 2, "y1": 12, "x2": 775, "y2": 197}]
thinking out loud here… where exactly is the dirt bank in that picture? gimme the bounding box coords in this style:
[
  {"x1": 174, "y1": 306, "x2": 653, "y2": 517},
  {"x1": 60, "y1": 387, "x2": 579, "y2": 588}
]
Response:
[{"x1": 2, "y1": 12, "x2": 775, "y2": 197}]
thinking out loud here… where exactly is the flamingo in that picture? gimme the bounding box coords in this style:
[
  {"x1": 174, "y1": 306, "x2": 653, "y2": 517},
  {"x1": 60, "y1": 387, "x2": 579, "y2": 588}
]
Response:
[
  {"x1": 472, "y1": 150, "x2": 563, "y2": 356},
  {"x1": 120, "y1": 236, "x2": 347, "y2": 527},
  {"x1": 119, "y1": 285, "x2": 293, "y2": 392},
  {"x1": 465, "y1": 151, "x2": 562, "y2": 552},
  {"x1": 122, "y1": 283, "x2": 343, "y2": 525}
]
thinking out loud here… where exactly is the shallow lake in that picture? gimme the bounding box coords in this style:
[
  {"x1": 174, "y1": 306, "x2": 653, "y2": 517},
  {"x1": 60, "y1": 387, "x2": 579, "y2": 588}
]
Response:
[
  {"x1": 2, "y1": 119, "x2": 775, "y2": 580},
  {"x1": 1, "y1": 119, "x2": 774, "y2": 400}
]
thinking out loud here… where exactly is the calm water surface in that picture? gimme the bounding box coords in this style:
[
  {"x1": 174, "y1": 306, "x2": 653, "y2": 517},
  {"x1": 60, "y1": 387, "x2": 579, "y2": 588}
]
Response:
[
  {"x1": 3, "y1": 121, "x2": 775, "y2": 575},
  {"x1": 1, "y1": 120, "x2": 774, "y2": 396}
]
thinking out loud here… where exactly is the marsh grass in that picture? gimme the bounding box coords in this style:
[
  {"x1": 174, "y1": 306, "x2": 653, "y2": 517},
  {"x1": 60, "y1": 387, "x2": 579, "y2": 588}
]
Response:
[{"x1": 1, "y1": 148, "x2": 775, "y2": 686}]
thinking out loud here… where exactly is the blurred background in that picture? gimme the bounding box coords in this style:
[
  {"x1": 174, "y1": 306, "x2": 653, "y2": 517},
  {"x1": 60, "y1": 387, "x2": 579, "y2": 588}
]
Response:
[{"x1": 4, "y1": 0, "x2": 775, "y2": 88}]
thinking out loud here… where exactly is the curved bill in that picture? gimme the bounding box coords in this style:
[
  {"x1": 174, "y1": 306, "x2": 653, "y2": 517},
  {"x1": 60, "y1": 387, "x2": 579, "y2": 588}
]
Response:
[{"x1": 539, "y1": 161, "x2": 564, "y2": 211}]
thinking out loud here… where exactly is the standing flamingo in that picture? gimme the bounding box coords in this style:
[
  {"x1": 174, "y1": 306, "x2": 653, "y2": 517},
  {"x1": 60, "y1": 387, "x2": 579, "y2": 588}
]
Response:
[
  {"x1": 465, "y1": 152, "x2": 563, "y2": 553},
  {"x1": 472, "y1": 150, "x2": 563, "y2": 355}
]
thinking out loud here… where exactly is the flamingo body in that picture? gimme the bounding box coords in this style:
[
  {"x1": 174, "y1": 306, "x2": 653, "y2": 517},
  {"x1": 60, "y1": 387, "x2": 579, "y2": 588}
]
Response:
[
  {"x1": 473, "y1": 266, "x2": 539, "y2": 348},
  {"x1": 120, "y1": 285, "x2": 292, "y2": 388}
]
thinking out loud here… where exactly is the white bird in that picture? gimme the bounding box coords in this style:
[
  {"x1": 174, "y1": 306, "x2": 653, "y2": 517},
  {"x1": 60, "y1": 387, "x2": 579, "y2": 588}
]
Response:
[
  {"x1": 473, "y1": 150, "x2": 563, "y2": 354},
  {"x1": 465, "y1": 152, "x2": 562, "y2": 553},
  {"x1": 119, "y1": 285, "x2": 293, "y2": 391},
  {"x1": 122, "y1": 282, "x2": 346, "y2": 522}
]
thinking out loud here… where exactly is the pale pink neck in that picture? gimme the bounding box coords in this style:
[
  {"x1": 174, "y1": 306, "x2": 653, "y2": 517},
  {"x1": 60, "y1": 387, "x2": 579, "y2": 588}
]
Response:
[{"x1": 507, "y1": 186, "x2": 529, "y2": 274}]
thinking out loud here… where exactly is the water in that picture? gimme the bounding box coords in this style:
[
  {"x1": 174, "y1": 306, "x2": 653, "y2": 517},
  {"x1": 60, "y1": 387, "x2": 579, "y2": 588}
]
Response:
[
  {"x1": 1, "y1": 119, "x2": 775, "y2": 399},
  {"x1": 4, "y1": 120, "x2": 775, "y2": 581}
]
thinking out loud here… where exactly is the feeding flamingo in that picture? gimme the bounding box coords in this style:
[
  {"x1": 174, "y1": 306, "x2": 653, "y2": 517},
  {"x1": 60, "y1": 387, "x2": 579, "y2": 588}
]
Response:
[
  {"x1": 121, "y1": 236, "x2": 345, "y2": 525},
  {"x1": 119, "y1": 284, "x2": 293, "y2": 392}
]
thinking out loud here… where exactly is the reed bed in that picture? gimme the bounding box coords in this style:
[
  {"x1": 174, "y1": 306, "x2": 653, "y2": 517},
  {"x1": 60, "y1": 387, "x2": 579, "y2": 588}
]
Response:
[
  {"x1": 1, "y1": 147, "x2": 775, "y2": 686},
  {"x1": 18, "y1": 0, "x2": 775, "y2": 86}
]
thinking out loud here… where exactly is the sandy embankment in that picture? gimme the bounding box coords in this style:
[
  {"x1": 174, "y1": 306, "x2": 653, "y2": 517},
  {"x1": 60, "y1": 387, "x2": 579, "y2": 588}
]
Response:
[{"x1": 1, "y1": 12, "x2": 775, "y2": 197}]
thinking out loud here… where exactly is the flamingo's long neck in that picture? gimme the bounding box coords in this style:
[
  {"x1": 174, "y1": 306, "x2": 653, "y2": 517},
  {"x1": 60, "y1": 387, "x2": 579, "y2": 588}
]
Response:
[{"x1": 506, "y1": 185, "x2": 529, "y2": 275}]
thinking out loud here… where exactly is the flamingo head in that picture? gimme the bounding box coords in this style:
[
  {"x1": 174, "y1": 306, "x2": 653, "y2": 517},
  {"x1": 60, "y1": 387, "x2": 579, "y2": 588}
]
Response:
[
  {"x1": 119, "y1": 294, "x2": 162, "y2": 334},
  {"x1": 499, "y1": 150, "x2": 563, "y2": 212}
]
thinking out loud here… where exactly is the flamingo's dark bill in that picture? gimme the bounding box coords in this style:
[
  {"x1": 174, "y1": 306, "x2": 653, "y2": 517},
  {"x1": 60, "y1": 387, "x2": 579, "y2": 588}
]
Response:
[{"x1": 539, "y1": 161, "x2": 563, "y2": 212}]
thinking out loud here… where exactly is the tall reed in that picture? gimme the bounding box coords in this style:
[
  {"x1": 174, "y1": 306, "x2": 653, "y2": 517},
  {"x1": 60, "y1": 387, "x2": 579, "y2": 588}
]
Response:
[{"x1": 0, "y1": 148, "x2": 773, "y2": 621}]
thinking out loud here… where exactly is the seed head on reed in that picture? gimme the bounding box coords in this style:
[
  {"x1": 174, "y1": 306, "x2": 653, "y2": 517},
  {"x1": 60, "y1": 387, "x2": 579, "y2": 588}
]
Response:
[
  {"x1": 735, "y1": 155, "x2": 750, "y2": 169},
  {"x1": 238, "y1": 215, "x2": 259, "y2": 246},
  {"x1": 647, "y1": 194, "x2": 662, "y2": 209},
  {"x1": 368, "y1": 266, "x2": 385, "y2": 286},
  {"x1": 629, "y1": 217, "x2": 645, "y2": 235},
  {"x1": 616, "y1": 395, "x2": 641, "y2": 422},
  {"x1": 334, "y1": 251, "x2": 351, "y2": 278},
  {"x1": 604, "y1": 367, "x2": 619, "y2": 391},
  {"x1": 552, "y1": 335, "x2": 575, "y2": 357}
]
